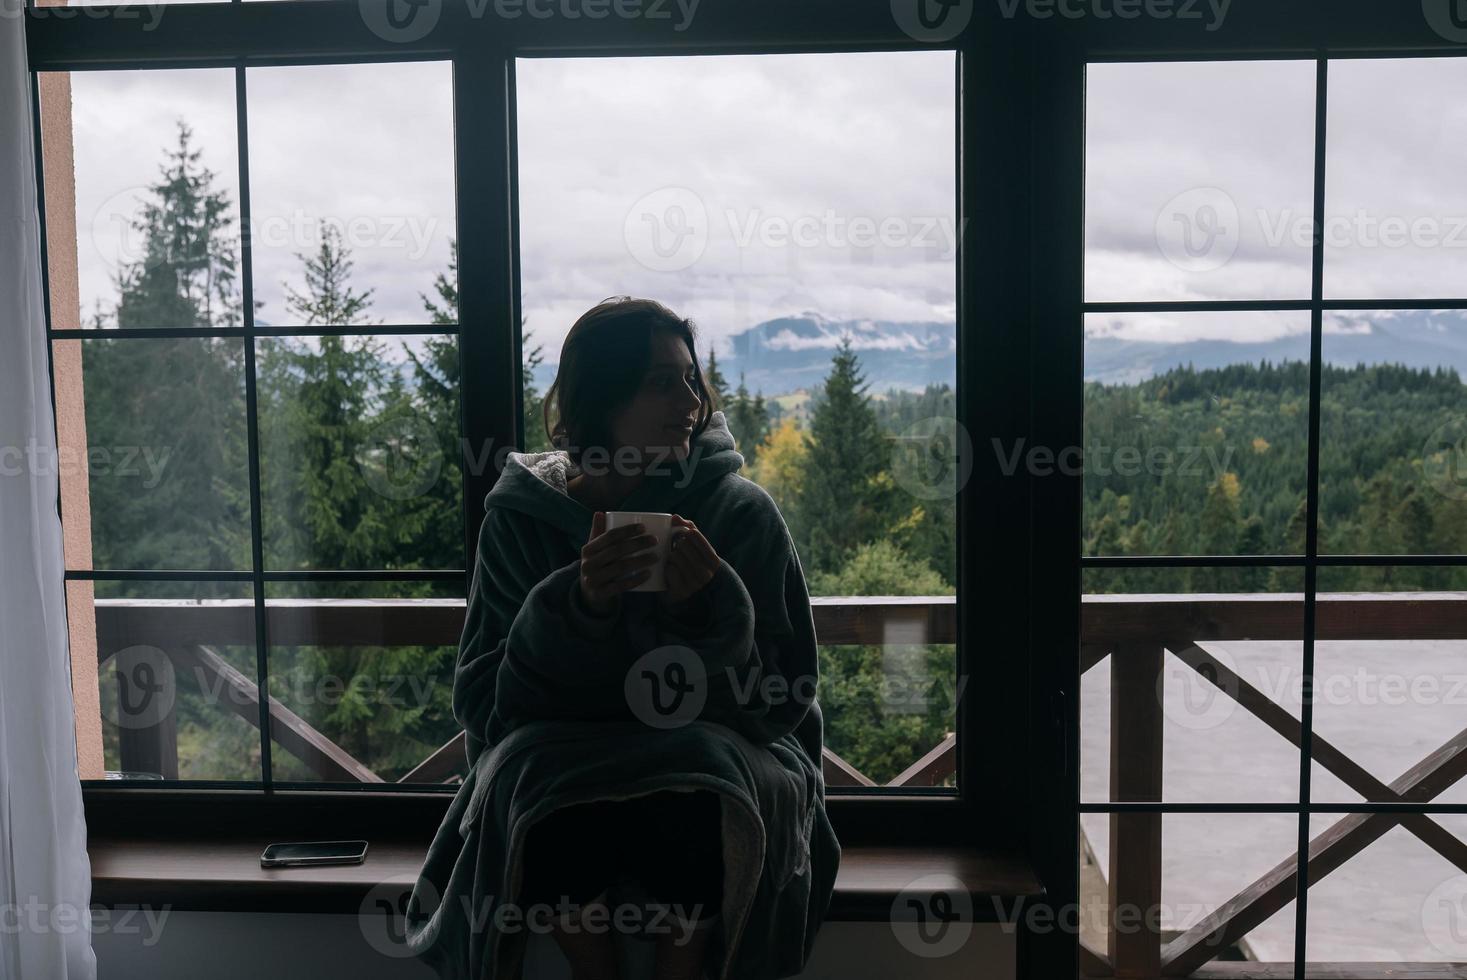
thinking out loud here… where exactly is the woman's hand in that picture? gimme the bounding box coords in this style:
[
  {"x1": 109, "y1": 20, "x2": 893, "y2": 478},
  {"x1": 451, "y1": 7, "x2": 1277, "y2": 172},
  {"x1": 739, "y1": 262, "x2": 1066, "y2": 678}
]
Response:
[
  {"x1": 579, "y1": 511, "x2": 662, "y2": 615},
  {"x1": 658, "y1": 514, "x2": 719, "y2": 610}
]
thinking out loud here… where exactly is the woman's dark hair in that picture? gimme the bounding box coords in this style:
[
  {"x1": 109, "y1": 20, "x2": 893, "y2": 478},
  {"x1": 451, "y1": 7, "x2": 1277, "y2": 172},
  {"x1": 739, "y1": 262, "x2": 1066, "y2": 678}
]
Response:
[{"x1": 543, "y1": 296, "x2": 718, "y2": 467}]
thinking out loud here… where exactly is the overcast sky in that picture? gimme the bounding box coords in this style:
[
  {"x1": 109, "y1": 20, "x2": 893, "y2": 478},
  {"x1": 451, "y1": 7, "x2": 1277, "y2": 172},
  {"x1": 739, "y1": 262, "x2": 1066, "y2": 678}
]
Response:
[
  {"x1": 61, "y1": 53, "x2": 1466, "y2": 355},
  {"x1": 64, "y1": 51, "x2": 956, "y2": 356},
  {"x1": 1087, "y1": 57, "x2": 1467, "y2": 345}
]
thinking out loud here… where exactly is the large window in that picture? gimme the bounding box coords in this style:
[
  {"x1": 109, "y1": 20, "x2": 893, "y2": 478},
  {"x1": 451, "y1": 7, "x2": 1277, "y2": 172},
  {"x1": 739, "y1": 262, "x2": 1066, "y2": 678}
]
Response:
[
  {"x1": 43, "y1": 59, "x2": 467, "y2": 786},
  {"x1": 28, "y1": 6, "x2": 1467, "y2": 977},
  {"x1": 1082, "y1": 57, "x2": 1467, "y2": 977},
  {"x1": 40, "y1": 49, "x2": 963, "y2": 795}
]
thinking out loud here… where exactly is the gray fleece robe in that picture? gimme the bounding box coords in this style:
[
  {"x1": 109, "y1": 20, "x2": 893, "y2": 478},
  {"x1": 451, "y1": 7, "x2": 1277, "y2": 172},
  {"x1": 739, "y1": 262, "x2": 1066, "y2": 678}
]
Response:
[{"x1": 404, "y1": 410, "x2": 840, "y2": 980}]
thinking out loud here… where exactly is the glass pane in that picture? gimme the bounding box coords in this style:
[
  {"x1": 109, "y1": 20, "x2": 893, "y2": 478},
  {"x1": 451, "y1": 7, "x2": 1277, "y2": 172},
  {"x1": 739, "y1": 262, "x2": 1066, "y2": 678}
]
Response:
[
  {"x1": 63, "y1": 336, "x2": 251, "y2": 571},
  {"x1": 516, "y1": 52, "x2": 959, "y2": 792},
  {"x1": 1325, "y1": 58, "x2": 1467, "y2": 300},
  {"x1": 1304, "y1": 813, "x2": 1467, "y2": 967},
  {"x1": 1319, "y1": 310, "x2": 1467, "y2": 556},
  {"x1": 1164, "y1": 815, "x2": 1300, "y2": 963},
  {"x1": 256, "y1": 334, "x2": 463, "y2": 572},
  {"x1": 517, "y1": 51, "x2": 956, "y2": 352},
  {"x1": 264, "y1": 581, "x2": 466, "y2": 785},
  {"x1": 1079, "y1": 814, "x2": 1299, "y2": 973},
  {"x1": 87, "y1": 580, "x2": 261, "y2": 782},
  {"x1": 816, "y1": 643, "x2": 958, "y2": 790},
  {"x1": 1085, "y1": 60, "x2": 1317, "y2": 303},
  {"x1": 41, "y1": 68, "x2": 241, "y2": 329},
  {"x1": 1082, "y1": 567, "x2": 1304, "y2": 804},
  {"x1": 244, "y1": 61, "x2": 457, "y2": 327},
  {"x1": 1084, "y1": 311, "x2": 1311, "y2": 557},
  {"x1": 1311, "y1": 565, "x2": 1467, "y2": 806}
]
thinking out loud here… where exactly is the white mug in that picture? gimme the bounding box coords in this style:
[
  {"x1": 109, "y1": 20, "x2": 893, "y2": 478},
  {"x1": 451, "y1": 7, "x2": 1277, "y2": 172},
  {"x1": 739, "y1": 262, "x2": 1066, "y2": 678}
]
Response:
[{"x1": 603, "y1": 511, "x2": 679, "y2": 592}]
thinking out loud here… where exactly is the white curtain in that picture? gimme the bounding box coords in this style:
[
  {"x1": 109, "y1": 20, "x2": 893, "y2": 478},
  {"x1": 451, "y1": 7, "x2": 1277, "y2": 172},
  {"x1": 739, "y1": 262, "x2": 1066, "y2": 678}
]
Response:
[{"x1": 0, "y1": 10, "x2": 98, "y2": 980}]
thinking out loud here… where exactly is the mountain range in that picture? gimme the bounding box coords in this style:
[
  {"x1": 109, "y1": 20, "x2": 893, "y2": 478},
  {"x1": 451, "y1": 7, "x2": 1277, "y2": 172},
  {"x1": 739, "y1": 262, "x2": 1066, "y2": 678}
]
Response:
[
  {"x1": 530, "y1": 312, "x2": 957, "y2": 397},
  {"x1": 528, "y1": 309, "x2": 1467, "y2": 397},
  {"x1": 1085, "y1": 309, "x2": 1467, "y2": 385}
]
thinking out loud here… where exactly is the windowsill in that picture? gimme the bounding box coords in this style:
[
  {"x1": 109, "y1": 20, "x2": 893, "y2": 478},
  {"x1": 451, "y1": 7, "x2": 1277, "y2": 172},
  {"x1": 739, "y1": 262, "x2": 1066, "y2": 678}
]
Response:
[{"x1": 87, "y1": 833, "x2": 1043, "y2": 922}]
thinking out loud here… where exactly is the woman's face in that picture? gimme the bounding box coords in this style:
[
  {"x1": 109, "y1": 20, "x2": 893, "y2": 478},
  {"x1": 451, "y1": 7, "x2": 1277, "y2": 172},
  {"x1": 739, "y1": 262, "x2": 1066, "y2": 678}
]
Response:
[{"x1": 609, "y1": 331, "x2": 704, "y2": 466}]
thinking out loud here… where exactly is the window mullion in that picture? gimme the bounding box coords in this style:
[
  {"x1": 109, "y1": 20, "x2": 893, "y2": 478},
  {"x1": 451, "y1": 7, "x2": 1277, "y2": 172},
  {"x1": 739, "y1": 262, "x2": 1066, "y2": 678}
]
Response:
[
  {"x1": 234, "y1": 61, "x2": 275, "y2": 791},
  {"x1": 453, "y1": 45, "x2": 521, "y2": 585},
  {"x1": 1292, "y1": 53, "x2": 1331, "y2": 980}
]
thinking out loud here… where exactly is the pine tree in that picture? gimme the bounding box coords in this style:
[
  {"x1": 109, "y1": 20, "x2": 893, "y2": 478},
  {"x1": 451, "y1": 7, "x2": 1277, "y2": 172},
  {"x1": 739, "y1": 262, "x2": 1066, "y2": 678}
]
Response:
[
  {"x1": 727, "y1": 370, "x2": 770, "y2": 468},
  {"x1": 406, "y1": 241, "x2": 467, "y2": 568},
  {"x1": 284, "y1": 222, "x2": 378, "y2": 327},
  {"x1": 704, "y1": 346, "x2": 729, "y2": 410},
  {"x1": 1235, "y1": 515, "x2": 1268, "y2": 591},
  {"x1": 1395, "y1": 488, "x2": 1437, "y2": 588},
  {"x1": 753, "y1": 390, "x2": 773, "y2": 427},
  {"x1": 81, "y1": 337, "x2": 250, "y2": 574},
  {"x1": 420, "y1": 238, "x2": 459, "y2": 327},
  {"x1": 1267, "y1": 498, "x2": 1312, "y2": 592},
  {"x1": 84, "y1": 119, "x2": 250, "y2": 578},
  {"x1": 417, "y1": 238, "x2": 548, "y2": 453},
  {"x1": 112, "y1": 119, "x2": 240, "y2": 330},
  {"x1": 1192, "y1": 472, "x2": 1243, "y2": 591},
  {"x1": 255, "y1": 237, "x2": 459, "y2": 781},
  {"x1": 794, "y1": 336, "x2": 894, "y2": 577},
  {"x1": 1200, "y1": 472, "x2": 1242, "y2": 556},
  {"x1": 87, "y1": 123, "x2": 255, "y2": 777}
]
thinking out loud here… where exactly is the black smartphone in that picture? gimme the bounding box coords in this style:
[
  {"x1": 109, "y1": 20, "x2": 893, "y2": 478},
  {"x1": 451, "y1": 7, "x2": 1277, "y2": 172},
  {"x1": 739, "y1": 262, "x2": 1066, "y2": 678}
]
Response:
[{"x1": 260, "y1": 840, "x2": 369, "y2": 868}]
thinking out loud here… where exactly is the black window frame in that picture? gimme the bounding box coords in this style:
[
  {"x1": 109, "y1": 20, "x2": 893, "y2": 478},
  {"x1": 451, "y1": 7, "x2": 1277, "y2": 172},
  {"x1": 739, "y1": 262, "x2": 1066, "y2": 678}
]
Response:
[
  {"x1": 29, "y1": 1, "x2": 1014, "y2": 857},
  {"x1": 1057, "y1": 9, "x2": 1467, "y2": 980},
  {"x1": 29, "y1": 5, "x2": 1467, "y2": 977}
]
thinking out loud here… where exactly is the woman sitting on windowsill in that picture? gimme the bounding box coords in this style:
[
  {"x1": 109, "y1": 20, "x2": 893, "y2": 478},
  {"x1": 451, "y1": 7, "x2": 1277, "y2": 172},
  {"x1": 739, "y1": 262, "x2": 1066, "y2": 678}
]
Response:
[{"x1": 404, "y1": 296, "x2": 840, "y2": 980}]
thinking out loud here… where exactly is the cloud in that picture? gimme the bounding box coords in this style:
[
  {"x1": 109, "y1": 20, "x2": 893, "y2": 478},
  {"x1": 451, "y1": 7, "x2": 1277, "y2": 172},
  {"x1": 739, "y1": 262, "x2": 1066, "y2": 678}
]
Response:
[
  {"x1": 68, "y1": 61, "x2": 456, "y2": 328},
  {"x1": 515, "y1": 51, "x2": 957, "y2": 356},
  {"x1": 1085, "y1": 57, "x2": 1467, "y2": 306}
]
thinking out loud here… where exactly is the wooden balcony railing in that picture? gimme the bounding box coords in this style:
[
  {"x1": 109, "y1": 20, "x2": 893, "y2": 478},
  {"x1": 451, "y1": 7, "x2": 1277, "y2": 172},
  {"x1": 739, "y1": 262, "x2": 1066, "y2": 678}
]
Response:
[
  {"x1": 94, "y1": 594, "x2": 959, "y2": 791},
  {"x1": 1080, "y1": 591, "x2": 1467, "y2": 980},
  {"x1": 94, "y1": 590, "x2": 1467, "y2": 974}
]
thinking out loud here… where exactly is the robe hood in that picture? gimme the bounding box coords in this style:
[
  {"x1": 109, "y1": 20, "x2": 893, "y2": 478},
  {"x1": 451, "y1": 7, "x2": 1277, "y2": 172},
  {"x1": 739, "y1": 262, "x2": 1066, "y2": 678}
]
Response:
[{"x1": 484, "y1": 409, "x2": 745, "y2": 535}]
